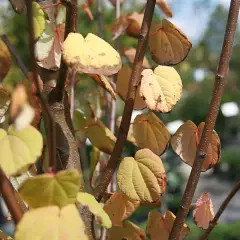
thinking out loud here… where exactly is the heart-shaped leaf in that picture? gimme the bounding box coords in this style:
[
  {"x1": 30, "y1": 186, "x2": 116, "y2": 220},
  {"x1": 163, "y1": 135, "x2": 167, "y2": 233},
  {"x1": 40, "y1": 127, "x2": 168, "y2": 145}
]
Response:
[{"x1": 117, "y1": 148, "x2": 167, "y2": 202}]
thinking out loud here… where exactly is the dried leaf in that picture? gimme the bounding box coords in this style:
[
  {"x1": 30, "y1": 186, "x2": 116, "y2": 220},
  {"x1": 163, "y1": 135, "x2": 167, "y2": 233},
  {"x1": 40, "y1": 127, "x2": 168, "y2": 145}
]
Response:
[
  {"x1": 81, "y1": 3, "x2": 94, "y2": 21},
  {"x1": 107, "y1": 220, "x2": 146, "y2": 240},
  {"x1": 9, "y1": 0, "x2": 25, "y2": 15},
  {"x1": 0, "y1": 39, "x2": 11, "y2": 82},
  {"x1": 116, "y1": 65, "x2": 146, "y2": 110},
  {"x1": 62, "y1": 33, "x2": 122, "y2": 76},
  {"x1": 127, "y1": 12, "x2": 144, "y2": 37},
  {"x1": 146, "y1": 210, "x2": 189, "y2": 240},
  {"x1": 110, "y1": 15, "x2": 129, "y2": 40},
  {"x1": 171, "y1": 121, "x2": 221, "y2": 171},
  {"x1": 193, "y1": 193, "x2": 214, "y2": 230},
  {"x1": 140, "y1": 66, "x2": 182, "y2": 113},
  {"x1": 156, "y1": 0, "x2": 173, "y2": 17},
  {"x1": 133, "y1": 112, "x2": 171, "y2": 155},
  {"x1": 149, "y1": 19, "x2": 192, "y2": 65},
  {"x1": 117, "y1": 148, "x2": 167, "y2": 202},
  {"x1": 104, "y1": 192, "x2": 140, "y2": 226}
]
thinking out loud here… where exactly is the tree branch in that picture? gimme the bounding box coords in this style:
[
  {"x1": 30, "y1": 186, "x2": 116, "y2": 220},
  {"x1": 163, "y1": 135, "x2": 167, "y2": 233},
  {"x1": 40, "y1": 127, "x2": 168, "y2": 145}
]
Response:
[
  {"x1": 25, "y1": 0, "x2": 57, "y2": 172},
  {"x1": 0, "y1": 35, "x2": 28, "y2": 78},
  {"x1": 94, "y1": 0, "x2": 156, "y2": 201},
  {"x1": 169, "y1": 1, "x2": 240, "y2": 239},
  {"x1": 200, "y1": 180, "x2": 240, "y2": 240}
]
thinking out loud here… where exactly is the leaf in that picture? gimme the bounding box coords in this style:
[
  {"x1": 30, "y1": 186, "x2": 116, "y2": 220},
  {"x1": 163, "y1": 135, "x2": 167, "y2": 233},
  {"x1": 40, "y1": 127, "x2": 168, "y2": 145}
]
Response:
[
  {"x1": 81, "y1": 3, "x2": 94, "y2": 21},
  {"x1": 107, "y1": 220, "x2": 146, "y2": 240},
  {"x1": 62, "y1": 33, "x2": 122, "y2": 76},
  {"x1": 87, "y1": 74, "x2": 116, "y2": 99},
  {"x1": 0, "y1": 125, "x2": 43, "y2": 176},
  {"x1": 149, "y1": 19, "x2": 192, "y2": 65},
  {"x1": 193, "y1": 193, "x2": 214, "y2": 230},
  {"x1": 146, "y1": 210, "x2": 189, "y2": 240},
  {"x1": 103, "y1": 192, "x2": 140, "y2": 226},
  {"x1": 56, "y1": 5, "x2": 66, "y2": 25},
  {"x1": 9, "y1": 0, "x2": 25, "y2": 15},
  {"x1": 123, "y1": 48, "x2": 151, "y2": 69},
  {"x1": 117, "y1": 148, "x2": 167, "y2": 202},
  {"x1": 15, "y1": 204, "x2": 88, "y2": 240},
  {"x1": 116, "y1": 65, "x2": 146, "y2": 110},
  {"x1": 86, "y1": 118, "x2": 116, "y2": 154},
  {"x1": 140, "y1": 66, "x2": 182, "y2": 113},
  {"x1": 127, "y1": 12, "x2": 144, "y2": 37},
  {"x1": 73, "y1": 109, "x2": 87, "y2": 142},
  {"x1": 133, "y1": 112, "x2": 171, "y2": 155},
  {"x1": 19, "y1": 169, "x2": 81, "y2": 209},
  {"x1": 89, "y1": 147, "x2": 100, "y2": 187},
  {"x1": 156, "y1": 0, "x2": 173, "y2": 17},
  {"x1": 0, "y1": 88, "x2": 10, "y2": 123},
  {"x1": 76, "y1": 192, "x2": 112, "y2": 229},
  {"x1": 0, "y1": 40, "x2": 11, "y2": 82},
  {"x1": 32, "y1": 2, "x2": 45, "y2": 40},
  {"x1": 171, "y1": 121, "x2": 221, "y2": 171}
]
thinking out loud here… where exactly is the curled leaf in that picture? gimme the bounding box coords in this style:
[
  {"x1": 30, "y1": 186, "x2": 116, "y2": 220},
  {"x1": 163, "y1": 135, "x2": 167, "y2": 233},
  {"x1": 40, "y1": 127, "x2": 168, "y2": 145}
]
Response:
[
  {"x1": 62, "y1": 33, "x2": 122, "y2": 76},
  {"x1": 149, "y1": 19, "x2": 192, "y2": 65},
  {"x1": 133, "y1": 112, "x2": 171, "y2": 155},
  {"x1": 117, "y1": 148, "x2": 167, "y2": 202},
  {"x1": 193, "y1": 193, "x2": 214, "y2": 230},
  {"x1": 171, "y1": 121, "x2": 221, "y2": 171},
  {"x1": 0, "y1": 39, "x2": 11, "y2": 82},
  {"x1": 81, "y1": 3, "x2": 94, "y2": 21},
  {"x1": 156, "y1": 0, "x2": 173, "y2": 17},
  {"x1": 127, "y1": 12, "x2": 144, "y2": 37},
  {"x1": 140, "y1": 66, "x2": 182, "y2": 113}
]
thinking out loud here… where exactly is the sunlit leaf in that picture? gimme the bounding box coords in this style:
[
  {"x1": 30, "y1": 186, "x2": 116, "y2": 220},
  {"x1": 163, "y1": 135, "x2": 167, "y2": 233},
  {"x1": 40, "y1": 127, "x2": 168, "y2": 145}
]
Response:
[
  {"x1": 104, "y1": 192, "x2": 140, "y2": 226},
  {"x1": 107, "y1": 220, "x2": 146, "y2": 240},
  {"x1": 15, "y1": 205, "x2": 88, "y2": 240},
  {"x1": 62, "y1": 33, "x2": 122, "y2": 75},
  {"x1": 86, "y1": 118, "x2": 116, "y2": 154},
  {"x1": 156, "y1": 0, "x2": 173, "y2": 17},
  {"x1": 171, "y1": 121, "x2": 221, "y2": 171},
  {"x1": 117, "y1": 148, "x2": 167, "y2": 202},
  {"x1": 146, "y1": 210, "x2": 189, "y2": 240},
  {"x1": 193, "y1": 193, "x2": 214, "y2": 230},
  {"x1": 116, "y1": 65, "x2": 146, "y2": 110},
  {"x1": 32, "y1": 2, "x2": 45, "y2": 40},
  {"x1": 133, "y1": 112, "x2": 171, "y2": 155},
  {"x1": 0, "y1": 125, "x2": 43, "y2": 176},
  {"x1": 19, "y1": 169, "x2": 81, "y2": 208},
  {"x1": 0, "y1": 39, "x2": 11, "y2": 82},
  {"x1": 140, "y1": 66, "x2": 182, "y2": 113},
  {"x1": 76, "y1": 192, "x2": 112, "y2": 229},
  {"x1": 149, "y1": 19, "x2": 192, "y2": 65},
  {"x1": 9, "y1": 0, "x2": 25, "y2": 15}
]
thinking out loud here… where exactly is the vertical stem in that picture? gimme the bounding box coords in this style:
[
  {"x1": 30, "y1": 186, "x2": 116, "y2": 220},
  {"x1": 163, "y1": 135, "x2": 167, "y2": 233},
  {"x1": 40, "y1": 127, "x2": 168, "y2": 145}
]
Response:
[
  {"x1": 200, "y1": 180, "x2": 240, "y2": 240},
  {"x1": 94, "y1": 0, "x2": 156, "y2": 201},
  {"x1": 169, "y1": 1, "x2": 240, "y2": 239},
  {"x1": 70, "y1": 71, "x2": 76, "y2": 119},
  {"x1": 25, "y1": 0, "x2": 57, "y2": 172}
]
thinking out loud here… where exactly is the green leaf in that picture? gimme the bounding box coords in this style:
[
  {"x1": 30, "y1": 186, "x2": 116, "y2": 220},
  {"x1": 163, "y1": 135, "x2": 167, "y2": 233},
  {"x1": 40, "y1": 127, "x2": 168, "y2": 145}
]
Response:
[
  {"x1": 76, "y1": 192, "x2": 112, "y2": 229},
  {"x1": 73, "y1": 109, "x2": 87, "y2": 142},
  {"x1": 32, "y1": 2, "x2": 45, "y2": 40},
  {"x1": 0, "y1": 125, "x2": 43, "y2": 176},
  {"x1": 15, "y1": 204, "x2": 88, "y2": 240},
  {"x1": 117, "y1": 148, "x2": 167, "y2": 202},
  {"x1": 19, "y1": 169, "x2": 81, "y2": 208},
  {"x1": 56, "y1": 5, "x2": 66, "y2": 25}
]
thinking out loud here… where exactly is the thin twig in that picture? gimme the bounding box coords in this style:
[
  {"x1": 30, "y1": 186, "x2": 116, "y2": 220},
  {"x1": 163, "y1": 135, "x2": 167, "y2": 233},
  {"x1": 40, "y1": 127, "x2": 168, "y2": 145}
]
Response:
[
  {"x1": 25, "y1": 0, "x2": 57, "y2": 172},
  {"x1": 0, "y1": 35, "x2": 28, "y2": 78},
  {"x1": 94, "y1": 0, "x2": 156, "y2": 201},
  {"x1": 200, "y1": 180, "x2": 240, "y2": 240},
  {"x1": 0, "y1": 169, "x2": 23, "y2": 224},
  {"x1": 169, "y1": 1, "x2": 240, "y2": 239}
]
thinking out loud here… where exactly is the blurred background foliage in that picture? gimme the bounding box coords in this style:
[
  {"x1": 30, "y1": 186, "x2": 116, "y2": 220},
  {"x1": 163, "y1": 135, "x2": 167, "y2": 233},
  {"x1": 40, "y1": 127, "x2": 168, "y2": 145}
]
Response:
[{"x1": 1, "y1": 0, "x2": 240, "y2": 239}]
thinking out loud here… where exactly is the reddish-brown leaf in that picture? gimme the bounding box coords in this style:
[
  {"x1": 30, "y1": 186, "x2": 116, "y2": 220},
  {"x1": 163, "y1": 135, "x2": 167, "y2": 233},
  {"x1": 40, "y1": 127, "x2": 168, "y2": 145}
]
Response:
[
  {"x1": 156, "y1": 0, "x2": 173, "y2": 18},
  {"x1": 81, "y1": 3, "x2": 94, "y2": 21}
]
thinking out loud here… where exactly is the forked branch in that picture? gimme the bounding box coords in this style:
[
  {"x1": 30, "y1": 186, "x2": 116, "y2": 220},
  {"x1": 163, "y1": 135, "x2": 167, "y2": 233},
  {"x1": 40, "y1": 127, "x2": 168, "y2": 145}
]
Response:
[
  {"x1": 169, "y1": 1, "x2": 240, "y2": 239},
  {"x1": 94, "y1": 0, "x2": 156, "y2": 201}
]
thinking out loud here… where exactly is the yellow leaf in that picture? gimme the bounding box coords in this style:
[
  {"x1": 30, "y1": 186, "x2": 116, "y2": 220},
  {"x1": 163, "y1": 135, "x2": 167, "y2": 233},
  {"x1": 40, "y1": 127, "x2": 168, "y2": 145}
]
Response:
[
  {"x1": 32, "y1": 2, "x2": 45, "y2": 40},
  {"x1": 77, "y1": 192, "x2": 112, "y2": 229},
  {"x1": 146, "y1": 210, "x2": 189, "y2": 240},
  {"x1": 0, "y1": 40, "x2": 11, "y2": 82},
  {"x1": 117, "y1": 148, "x2": 167, "y2": 202},
  {"x1": 104, "y1": 192, "x2": 140, "y2": 226},
  {"x1": 133, "y1": 112, "x2": 170, "y2": 155},
  {"x1": 140, "y1": 66, "x2": 182, "y2": 113},
  {"x1": 156, "y1": 0, "x2": 173, "y2": 18},
  {"x1": 19, "y1": 169, "x2": 81, "y2": 208},
  {"x1": 171, "y1": 121, "x2": 221, "y2": 171},
  {"x1": 62, "y1": 33, "x2": 122, "y2": 76},
  {"x1": 149, "y1": 19, "x2": 192, "y2": 65},
  {"x1": 15, "y1": 204, "x2": 88, "y2": 240},
  {"x1": 0, "y1": 125, "x2": 43, "y2": 176},
  {"x1": 86, "y1": 118, "x2": 116, "y2": 154},
  {"x1": 116, "y1": 65, "x2": 146, "y2": 110},
  {"x1": 107, "y1": 220, "x2": 146, "y2": 240}
]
